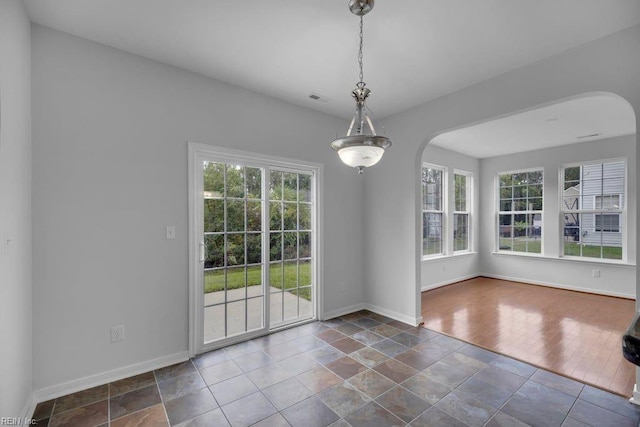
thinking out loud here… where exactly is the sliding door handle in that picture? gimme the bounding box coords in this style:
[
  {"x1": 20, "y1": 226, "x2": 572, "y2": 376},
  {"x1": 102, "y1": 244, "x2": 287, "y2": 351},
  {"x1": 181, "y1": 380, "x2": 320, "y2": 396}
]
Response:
[{"x1": 199, "y1": 242, "x2": 206, "y2": 262}]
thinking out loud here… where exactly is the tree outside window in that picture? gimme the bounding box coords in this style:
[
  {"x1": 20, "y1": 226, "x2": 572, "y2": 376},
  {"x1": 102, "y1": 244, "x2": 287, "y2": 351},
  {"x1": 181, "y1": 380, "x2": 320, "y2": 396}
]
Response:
[{"x1": 497, "y1": 169, "x2": 543, "y2": 254}]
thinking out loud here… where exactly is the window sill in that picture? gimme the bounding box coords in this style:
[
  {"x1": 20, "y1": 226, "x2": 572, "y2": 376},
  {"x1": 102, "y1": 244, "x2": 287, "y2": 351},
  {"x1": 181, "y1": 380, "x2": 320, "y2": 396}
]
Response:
[
  {"x1": 422, "y1": 251, "x2": 478, "y2": 262},
  {"x1": 492, "y1": 251, "x2": 635, "y2": 268}
]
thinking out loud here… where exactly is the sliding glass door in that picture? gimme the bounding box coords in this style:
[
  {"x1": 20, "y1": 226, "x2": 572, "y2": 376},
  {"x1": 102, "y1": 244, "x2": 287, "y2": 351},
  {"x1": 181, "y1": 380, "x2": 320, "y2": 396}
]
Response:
[{"x1": 190, "y1": 145, "x2": 318, "y2": 354}]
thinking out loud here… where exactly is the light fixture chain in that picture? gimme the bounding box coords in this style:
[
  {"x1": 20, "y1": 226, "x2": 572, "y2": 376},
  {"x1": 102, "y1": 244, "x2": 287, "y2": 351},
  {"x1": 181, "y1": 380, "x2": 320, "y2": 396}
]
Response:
[{"x1": 358, "y1": 14, "x2": 364, "y2": 83}]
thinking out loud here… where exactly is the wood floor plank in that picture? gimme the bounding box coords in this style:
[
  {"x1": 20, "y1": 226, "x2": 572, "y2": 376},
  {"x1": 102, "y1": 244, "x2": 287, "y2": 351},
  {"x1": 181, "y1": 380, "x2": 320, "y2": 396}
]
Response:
[{"x1": 421, "y1": 277, "x2": 636, "y2": 397}]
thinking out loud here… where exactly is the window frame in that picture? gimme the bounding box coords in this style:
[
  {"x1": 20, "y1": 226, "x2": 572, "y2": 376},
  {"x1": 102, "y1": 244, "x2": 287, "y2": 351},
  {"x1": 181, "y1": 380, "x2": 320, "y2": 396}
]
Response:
[
  {"x1": 453, "y1": 170, "x2": 472, "y2": 253},
  {"x1": 560, "y1": 159, "x2": 626, "y2": 262},
  {"x1": 188, "y1": 142, "x2": 322, "y2": 356},
  {"x1": 496, "y1": 168, "x2": 544, "y2": 255},
  {"x1": 422, "y1": 163, "x2": 447, "y2": 258}
]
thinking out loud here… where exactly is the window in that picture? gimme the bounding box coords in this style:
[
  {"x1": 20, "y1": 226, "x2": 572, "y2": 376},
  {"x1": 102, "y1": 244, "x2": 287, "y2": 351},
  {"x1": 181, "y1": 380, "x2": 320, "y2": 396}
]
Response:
[
  {"x1": 561, "y1": 160, "x2": 625, "y2": 260},
  {"x1": 497, "y1": 169, "x2": 543, "y2": 254},
  {"x1": 595, "y1": 214, "x2": 620, "y2": 232},
  {"x1": 422, "y1": 165, "x2": 445, "y2": 256},
  {"x1": 454, "y1": 171, "x2": 471, "y2": 252}
]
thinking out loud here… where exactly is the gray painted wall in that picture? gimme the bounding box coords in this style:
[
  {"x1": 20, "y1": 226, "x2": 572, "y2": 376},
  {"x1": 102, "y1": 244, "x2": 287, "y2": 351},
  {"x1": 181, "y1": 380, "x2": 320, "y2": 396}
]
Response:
[
  {"x1": 0, "y1": 0, "x2": 32, "y2": 418},
  {"x1": 32, "y1": 25, "x2": 365, "y2": 392},
  {"x1": 479, "y1": 135, "x2": 636, "y2": 297},
  {"x1": 24, "y1": 17, "x2": 640, "y2": 401},
  {"x1": 365, "y1": 24, "x2": 640, "y2": 327},
  {"x1": 420, "y1": 145, "x2": 480, "y2": 290}
]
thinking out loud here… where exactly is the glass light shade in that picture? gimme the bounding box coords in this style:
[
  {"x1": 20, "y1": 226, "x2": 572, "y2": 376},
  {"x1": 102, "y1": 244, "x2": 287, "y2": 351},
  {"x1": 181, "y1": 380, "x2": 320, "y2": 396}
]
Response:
[
  {"x1": 337, "y1": 145, "x2": 384, "y2": 168},
  {"x1": 330, "y1": 134, "x2": 391, "y2": 173}
]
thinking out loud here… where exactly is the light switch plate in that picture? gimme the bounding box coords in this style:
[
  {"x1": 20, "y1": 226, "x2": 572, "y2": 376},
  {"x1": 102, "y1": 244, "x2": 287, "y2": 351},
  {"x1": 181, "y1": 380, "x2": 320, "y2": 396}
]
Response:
[{"x1": 166, "y1": 226, "x2": 176, "y2": 239}]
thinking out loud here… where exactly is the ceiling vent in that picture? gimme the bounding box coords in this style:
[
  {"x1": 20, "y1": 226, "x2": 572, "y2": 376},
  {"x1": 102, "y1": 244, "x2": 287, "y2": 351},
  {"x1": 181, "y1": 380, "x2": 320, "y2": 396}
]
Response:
[{"x1": 308, "y1": 92, "x2": 331, "y2": 103}]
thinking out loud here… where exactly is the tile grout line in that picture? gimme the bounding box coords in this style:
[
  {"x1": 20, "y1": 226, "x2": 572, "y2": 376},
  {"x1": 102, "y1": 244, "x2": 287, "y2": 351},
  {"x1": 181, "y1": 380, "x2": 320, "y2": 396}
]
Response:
[
  {"x1": 151, "y1": 369, "x2": 171, "y2": 427},
  {"x1": 191, "y1": 354, "x2": 235, "y2": 426}
]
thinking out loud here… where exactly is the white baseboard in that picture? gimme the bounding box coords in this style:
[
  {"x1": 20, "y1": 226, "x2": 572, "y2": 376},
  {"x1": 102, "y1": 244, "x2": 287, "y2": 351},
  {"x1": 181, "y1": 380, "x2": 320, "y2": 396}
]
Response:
[
  {"x1": 421, "y1": 274, "x2": 479, "y2": 292},
  {"x1": 363, "y1": 303, "x2": 423, "y2": 327},
  {"x1": 482, "y1": 273, "x2": 635, "y2": 299},
  {"x1": 322, "y1": 303, "x2": 367, "y2": 320},
  {"x1": 630, "y1": 384, "x2": 640, "y2": 406},
  {"x1": 32, "y1": 351, "x2": 190, "y2": 406},
  {"x1": 22, "y1": 392, "x2": 36, "y2": 423},
  {"x1": 323, "y1": 303, "x2": 422, "y2": 327}
]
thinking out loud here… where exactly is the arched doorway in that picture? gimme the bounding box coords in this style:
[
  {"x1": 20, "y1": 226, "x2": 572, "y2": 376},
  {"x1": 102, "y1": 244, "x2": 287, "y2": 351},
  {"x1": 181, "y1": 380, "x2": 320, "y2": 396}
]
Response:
[{"x1": 417, "y1": 92, "x2": 637, "y2": 396}]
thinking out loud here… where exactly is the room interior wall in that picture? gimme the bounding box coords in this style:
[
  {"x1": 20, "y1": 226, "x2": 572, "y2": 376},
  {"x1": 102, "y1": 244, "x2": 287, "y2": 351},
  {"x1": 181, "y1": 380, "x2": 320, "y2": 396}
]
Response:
[
  {"x1": 420, "y1": 145, "x2": 480, "y2": 290},
  {"x1": 31, "y1": 25, "x2": 365, "y2": 395},
  {"x1": 479, "y1": 135, "x2": 636, "y2": 298},
  {"x1": 364, "y1": 24, "x2": 640, "y2": 329},
  {"x1": 0, "y1": 0, "x2": 33, "y2": 418}
]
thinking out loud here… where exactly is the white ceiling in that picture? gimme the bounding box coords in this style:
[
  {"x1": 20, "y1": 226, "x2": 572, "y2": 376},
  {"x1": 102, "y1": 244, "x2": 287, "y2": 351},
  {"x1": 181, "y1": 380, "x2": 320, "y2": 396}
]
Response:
[
  {"x1": 431, "y1": 94, "x2": 637, "y2": 158},
  {"x1": 24, "y1": 0, "x2": 640, "y2": 122}
]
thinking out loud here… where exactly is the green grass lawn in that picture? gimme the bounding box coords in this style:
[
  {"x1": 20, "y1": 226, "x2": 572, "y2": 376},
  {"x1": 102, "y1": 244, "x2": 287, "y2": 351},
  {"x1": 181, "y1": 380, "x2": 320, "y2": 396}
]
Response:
[
  {"x1": 205, "y1": 262, "x2": 312, "y2": 300},
  {"x1": 498, "y1": 238, "x2": 541, "y2": 253},
  {"x1": 499, "y1": 238, "x2": 622, "y2": 259},
  {"x1": 564, "y1": 242, "x2": 622, "y2": 259}
]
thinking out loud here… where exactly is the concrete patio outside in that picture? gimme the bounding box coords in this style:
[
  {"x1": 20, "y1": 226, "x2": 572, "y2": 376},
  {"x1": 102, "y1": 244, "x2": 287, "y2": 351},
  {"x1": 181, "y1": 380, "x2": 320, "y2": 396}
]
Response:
[{"x1": 204, "y1": 287, "x2": 312, "y2": 342}]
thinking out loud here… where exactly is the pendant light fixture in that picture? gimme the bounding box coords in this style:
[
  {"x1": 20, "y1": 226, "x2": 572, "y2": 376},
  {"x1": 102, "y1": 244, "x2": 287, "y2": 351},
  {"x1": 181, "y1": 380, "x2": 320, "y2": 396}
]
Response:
[{"x1": 331, "y1": 0, "x2": 391, "y2": 174}]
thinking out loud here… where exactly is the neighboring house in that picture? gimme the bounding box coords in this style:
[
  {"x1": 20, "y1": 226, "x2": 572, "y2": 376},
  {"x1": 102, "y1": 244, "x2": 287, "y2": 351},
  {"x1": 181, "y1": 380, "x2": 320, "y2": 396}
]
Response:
[
  {"x1": 563, "y1": 185, "x2": 580, "y2": 241},
  {"x1": 563, "y1": 162, "x2": 625, "y2": 247}
]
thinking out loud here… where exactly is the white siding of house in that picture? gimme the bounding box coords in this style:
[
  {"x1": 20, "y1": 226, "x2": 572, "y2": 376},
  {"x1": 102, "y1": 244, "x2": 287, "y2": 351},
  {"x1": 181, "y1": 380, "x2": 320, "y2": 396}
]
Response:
[{"x1": 581, "y1": 161, "x2": 625, "y2": 247}]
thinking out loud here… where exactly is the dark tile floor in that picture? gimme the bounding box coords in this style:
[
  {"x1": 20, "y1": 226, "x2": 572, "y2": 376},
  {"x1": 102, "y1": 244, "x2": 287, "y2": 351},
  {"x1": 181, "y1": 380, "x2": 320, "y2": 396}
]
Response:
[{"x1": 32, "y1": 310, "x2": 640, "y2": 426}]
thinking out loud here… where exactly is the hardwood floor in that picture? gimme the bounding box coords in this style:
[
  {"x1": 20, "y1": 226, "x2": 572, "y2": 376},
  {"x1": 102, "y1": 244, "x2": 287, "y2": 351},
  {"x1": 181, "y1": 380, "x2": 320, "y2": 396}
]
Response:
[{"x1": 421, "y1": 277, "x2": 637, "y2": 397}]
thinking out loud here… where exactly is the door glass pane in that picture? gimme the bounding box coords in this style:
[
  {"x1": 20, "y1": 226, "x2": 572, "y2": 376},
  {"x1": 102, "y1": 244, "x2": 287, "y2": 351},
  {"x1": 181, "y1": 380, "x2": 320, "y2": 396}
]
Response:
[
  {"x1": 202, "y1": 160, "x2": 265, "y2": 346},
  {"x1": 299, "y1": 175, "x2": 311, "y2": 202},
  {"x1": 248, "y1": 297, "x2": 264, "y2": 331},
  {"x1": 298, "y1": 287, "x2": 313, "y2": 318},
  {"x1": 246, "y1": 167, "x2": 262, "y2": 199},
  {"x1": 299, "y1": 232, "x2": 311, "y2": 258},
  {"x1": 269, "y1": 170, "x2": 315, "y2": 327},
  {"x1": 227, "y1": 201, "x2": 245, "y2": 232},
  {"x1": 284, "y1": 261, "x2": 297, "y2": 290},
  {"x1": 299, "y1": 204, "x2": 311, "y2": 230},
  {"x1": 204, "y1": 162, "x2": 225, "y2": 195},
  {"x1": 204, "y1": 271, "x2": 224, "y2": 304},
  {"x1": 283, "y1": 173, "x2": 297, "y2": 201},
  {"x1": 299, "y1": 260, "x2": 311, "y2": 286},
  {"x1": 247, "y1": 265, "x2": 263, "y2": 297},
  {"x1": 204, "y1": 234, "x2": 224, "y2": 268},
  {"x1": 270, "y1": 262, "x2": 283, "y2": 288},
  {"x1": 283, "y1": 203, "x2": 297, "y2": 230},
  {"x1": 226, "y1": 165, "x2": 244, "y2": 198},
  {"x1": 204, "y1": 199, "x2": 224, "y2": 233},
  {"x1": 226, "y1": 301, "x2": 246, "y2": 337},
  {"x1": 270, "y1": 291, "x2": 283, "y2": 324},
  {"x1": 270, "y1": 202, "x2": 282, "y2": 230},
  {"x1": 226, "y1": 234, "x2": 245, "y2": 266},
  {"x1": 226, "y1": 266, "x2": 246, "y2": 301},
  {"x1": 247, "y1": 202, "x2": 261, "y2": 231},
  {"x1": 270, "y1": 171, "x2": 283, "y2": 201},
  {"x1": 204, "y1": 305, "x2": 225, "y2": 343},
  {"x1": 283, "y1": 232, "x2": 297, "y2": 260},
  {"x1": 199, "y1": 160, "x2": 314, "y2": 348},
  {"x1": 246, "y1": 233, "x2": 262, "y2": 265},
  {"x1": 270, "y1": 233, "x2": 282, "y2": 261}
]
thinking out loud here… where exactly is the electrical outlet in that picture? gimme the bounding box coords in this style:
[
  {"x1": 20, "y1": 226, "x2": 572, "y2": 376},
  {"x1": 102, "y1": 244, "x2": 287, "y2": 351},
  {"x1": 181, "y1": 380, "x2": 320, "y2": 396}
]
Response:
[
  {"x1": 111, "y1": 325, "x2": 125, "y2": 343},
  {"x1": 592, "y1": 269, "x2": 600, "y2": 278}
]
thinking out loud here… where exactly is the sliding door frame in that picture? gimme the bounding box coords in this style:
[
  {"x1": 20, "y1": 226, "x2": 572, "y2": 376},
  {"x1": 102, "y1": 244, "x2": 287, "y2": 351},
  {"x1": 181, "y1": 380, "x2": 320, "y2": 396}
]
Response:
[{"x1": 188, "y1": 142, "x2": 323, "y2": 357}]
